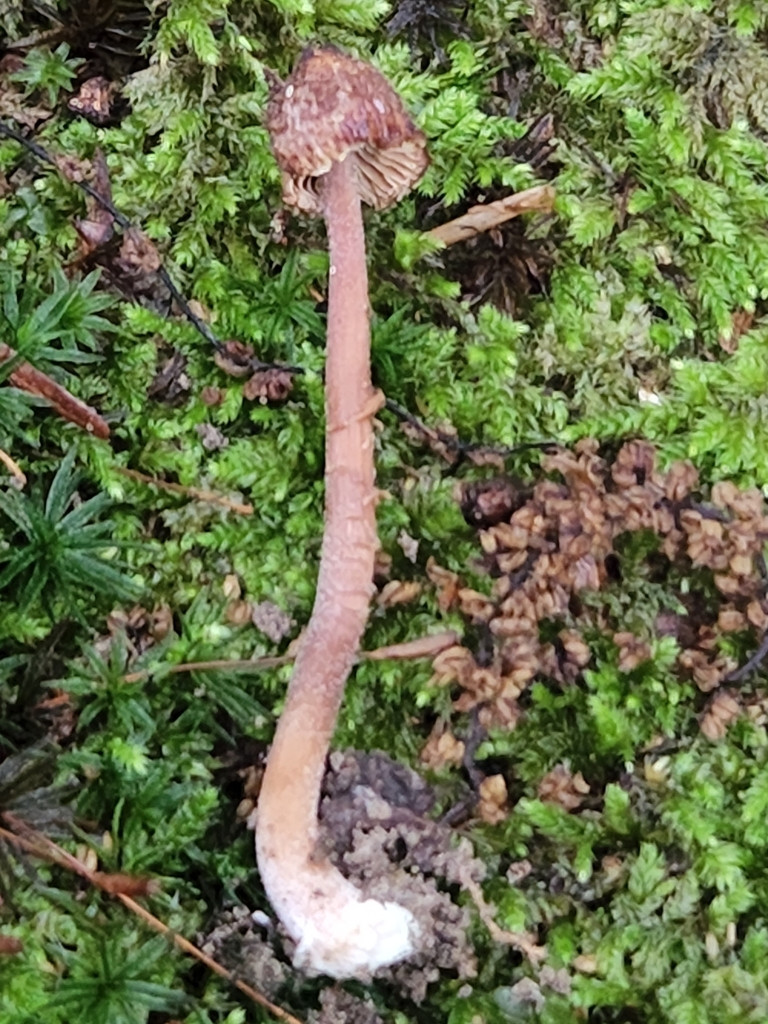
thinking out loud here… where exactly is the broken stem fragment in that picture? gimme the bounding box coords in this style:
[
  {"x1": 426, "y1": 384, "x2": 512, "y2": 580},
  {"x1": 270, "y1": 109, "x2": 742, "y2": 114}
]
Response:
[
  {"x1": 426, "y1": 184, "x2": 556, "y2": 247},
  {"x1": 0, "y1": 343, "x2": 110, "y2": 439}
]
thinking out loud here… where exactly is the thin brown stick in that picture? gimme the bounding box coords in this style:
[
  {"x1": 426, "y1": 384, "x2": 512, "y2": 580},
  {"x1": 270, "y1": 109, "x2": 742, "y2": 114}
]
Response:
[
  {"x1": 0, "y1": 120, "x2": 303, "y2": 377},
  {"x1": 120, "y1": 633, "x2": 456, "y2": 684},
  {"x1": 122, "y1": 655, "x2": 292, "y2": 684},
  {"x1": 118, "y1": 467, "x2": 253, "y2": 515},
  {"x1": 426, "y1": 184, "x2": 556, "y2": 247},
  {"x1": 461, "y1": 874, "x2": 548, "y2": 965},
  {"x1": 0, "y1": 344, "x2": 110, "y2": 439},
  {"x1": 726, "y1": 632, "x2": 768, "y2": 683},
  {"x1": 118, "y1": 895, "x2": 304, "y2": 1024},
  {"x1": 0, "y1": 448, "x2": 26, "y2": 486},
  {"x1": 0, "y1": 820, "x2": 304, "y2": 1024},
  {"x1": 363, "y1": 630, "x2": 459, "y2": 661},
  {"x1": 384, "y1": 397, "x2": 554, "y2": 465}
]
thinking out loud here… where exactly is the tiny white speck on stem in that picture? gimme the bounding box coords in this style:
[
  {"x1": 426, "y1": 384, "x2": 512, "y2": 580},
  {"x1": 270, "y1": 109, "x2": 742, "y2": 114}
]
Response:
[{"x1": 285, "y1": 84, "x2": 294, "y2": 98}]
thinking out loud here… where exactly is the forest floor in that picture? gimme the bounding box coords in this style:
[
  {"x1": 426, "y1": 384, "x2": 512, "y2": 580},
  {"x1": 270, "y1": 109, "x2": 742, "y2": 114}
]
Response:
[{"x1": 2, "y1": 2, "x2": 768, "y2": 1023}]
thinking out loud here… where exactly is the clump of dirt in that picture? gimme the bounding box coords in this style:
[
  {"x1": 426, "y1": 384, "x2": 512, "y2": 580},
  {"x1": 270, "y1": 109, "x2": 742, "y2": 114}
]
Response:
[
  {"x1": 220, "y1": 749, "x2": 485, "y2": 1001},
  {"x1": 317, "y1": 750, "x2": 484, "y2": 1001},
  {"x1": 199, "y1": 905, "x2": 288, "y2": 998},
  {"x1": 431, "y1": 440, "x2": 768, "y2": 737},
  {"x1": 307, "y1": 985, "x2": 385, "y2": 1024}
]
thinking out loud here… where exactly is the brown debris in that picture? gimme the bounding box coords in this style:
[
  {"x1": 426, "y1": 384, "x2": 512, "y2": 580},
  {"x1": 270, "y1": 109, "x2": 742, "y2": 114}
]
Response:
[
  {"x1": 70, "y1": 149, "x2": 115, "y2": 257},
  {"x1": 420, "y1": 720, "x2": 465, "y2": 769},
  {"x1": 747, "y1": 601, "x2": 768, "y2": 632},
  {"x1": 399, "y1": 416, "x2": 460, "y2": 463},
  {"x1": 477, "y1": 774, "x2": 509, "y2": 824},
  {"x1": 99, "y1": 603, "x2": 174, "y2": 664},
  {"x1": 718, "y1": 309, "x2": 754, "y2": 354},
  {"x1": 426, "y1": 557, "x2": 460, "y2": 612},
  {"x1": 116, "y1": 227, "x2": 162, "y2": 278},
  {"x1": 55, "y1": 152, "x2": 92, "y2": 184},
  {"x1": 0, "y1": 74, "x2": 52, "y2": 129},
  {"x1": 429, "y1": 440, "x2": 768, "y2": 729},
  {"x1": 460, "y1": 476, "x2": 530, "y2": 527},
  {"x1": 700, "y1": 690, "x2": 741, "y2": 741},
  {"x1": 214, "y1": 340, "x2": 257, "y2": 378},
  {"x1": 614, "y1": 632, "x2": 652, "y2": 673},
  {"x1": 0, "y1": 936, "x2": 23, "y2": 956},
  {"x1": 718, "y1": 606, "x2": 747, "y2": 632},
  {"x1": 678, "y1": 646, "x2": 737, "y2": 693},
  {"x1": 243, "y1": 368, "x2": 294, "y2": 403},
  {"x1": 377, "y1": 579, "x2": 422, "y2": 607},
  {"x1": 226, "y1": 599, "x2": 252, "y2": 626},
  {"x1": 68, "y1": 76, "x2": 115, "y2": 124},
  {"x1": 201, "y1": 385, "x2": 225, "y2": 406},
  {"x1": 223, "y1": 574, "x2": 241, "y2": 600},
  {"x1": 148, "y1": 350, "x2": 190, "y2": 404},
  {"x1": 538, "y1": 764, "x2": 590, "y2": 811},
  {"x1": 558, "y1": 629, "x2": 591, "y2": 670}
]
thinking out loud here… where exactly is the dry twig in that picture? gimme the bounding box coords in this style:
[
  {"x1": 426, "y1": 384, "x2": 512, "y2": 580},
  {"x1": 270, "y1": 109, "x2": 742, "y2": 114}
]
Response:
[
  {"x1": 364, "y1": 630, "x2": 459, "y2": 660},
  {"x1": 120, "y1": 632, "x2": 460, "y2": 685},
  {"x1": 0, "y1": 343, "x2": 110, "y2": 439},
  {"x1": 726, "y1": 633, "x2": 768, "y2": 683},
  {"x1": 118, "y1": 467, "x2": 253, "y2": 515},
  {"x1": 122, "y1": 655, "x2": 292, "y2": 684},
  {"x1": 461, "y1": 874, "x2": 547, "y2": 965},
  {"x1": 426, "y1": 184, "x2": 556, "y2": 247},
  {"x1": 0, "y1": 119, "x2": 302, "y2": 378},
  {"x1": 0, "y1": 818, "x2": 304, "y2": 1024},
  {"x1": 0, "y1": 448, "x2": 26, "y2": 486},
  {"x1": 384, "y1": 397, "x2": 553, "y2": 465}
]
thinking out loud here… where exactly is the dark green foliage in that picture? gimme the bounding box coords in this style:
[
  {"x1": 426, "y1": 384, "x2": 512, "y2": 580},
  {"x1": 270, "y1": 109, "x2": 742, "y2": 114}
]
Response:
[
  {"x1": 9, "y1": 45, "x2": 83, "y2": 107},
  {"x1": 0, "y1": 450, "x2": 140, "y2": 622},
  {"x1": 0, "y1": 267, "x2": 113, "y2": 369},
  {"x1": 0, "y1": 741, "x2": 73, "y2": 834},
  {"x1": 29, "y1": 932, "x2": 188, "y2": 1024},
  {"x1": 0, "y1": 267, "x2": 112, "y2": 446}
]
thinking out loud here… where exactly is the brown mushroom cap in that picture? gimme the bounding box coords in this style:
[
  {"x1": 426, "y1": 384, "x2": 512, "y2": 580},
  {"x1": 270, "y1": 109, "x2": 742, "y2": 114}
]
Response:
[{"x1": 266, "y1": 46, "x2": 429, "y2": 214}]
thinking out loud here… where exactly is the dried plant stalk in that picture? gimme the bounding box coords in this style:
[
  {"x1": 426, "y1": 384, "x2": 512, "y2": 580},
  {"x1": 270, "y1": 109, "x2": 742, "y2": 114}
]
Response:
[
  {"x1": 427, "y1": 184, "x2": 555, "y2": 247},
  {"x1": 0, "y1": 344, "x2": 110, "y2": 439}
]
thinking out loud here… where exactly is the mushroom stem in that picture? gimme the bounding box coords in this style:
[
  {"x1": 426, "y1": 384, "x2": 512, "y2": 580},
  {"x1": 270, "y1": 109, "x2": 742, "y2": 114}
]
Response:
[{"x1": 255, "y1": 156, "x2": 417, "y2": 979}]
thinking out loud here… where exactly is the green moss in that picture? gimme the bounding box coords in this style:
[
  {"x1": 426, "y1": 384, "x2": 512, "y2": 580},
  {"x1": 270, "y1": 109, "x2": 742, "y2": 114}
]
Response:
[{"x1": 3, "y1": 0, "x2": 768, "y2": 1020}]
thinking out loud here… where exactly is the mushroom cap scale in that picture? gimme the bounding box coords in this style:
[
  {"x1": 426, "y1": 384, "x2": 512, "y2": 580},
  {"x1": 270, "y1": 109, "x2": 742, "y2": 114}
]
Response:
[{"x1": 266, "y1": 46, "x2": 429, "y2": 214}]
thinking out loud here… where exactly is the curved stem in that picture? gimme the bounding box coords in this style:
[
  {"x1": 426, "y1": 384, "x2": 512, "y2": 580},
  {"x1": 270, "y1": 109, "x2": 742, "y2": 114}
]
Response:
[
  {"x1": 255, "y1": 158, "x2": 414, "y2": 978},
  {"x1": 258, "y1": 152, "x2": 375, "y2": 861}
]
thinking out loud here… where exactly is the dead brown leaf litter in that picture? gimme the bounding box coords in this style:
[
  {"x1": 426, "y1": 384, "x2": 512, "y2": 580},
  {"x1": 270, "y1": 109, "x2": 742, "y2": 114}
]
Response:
[{"x1": 429, "y1": 440, "x2": 768, "y2": 742}]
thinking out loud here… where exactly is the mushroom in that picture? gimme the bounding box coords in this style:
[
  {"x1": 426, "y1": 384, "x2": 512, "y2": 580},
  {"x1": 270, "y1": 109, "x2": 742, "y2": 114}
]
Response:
[{"x1": 256, "y1": 47, "x2": 428, "y2": 980}]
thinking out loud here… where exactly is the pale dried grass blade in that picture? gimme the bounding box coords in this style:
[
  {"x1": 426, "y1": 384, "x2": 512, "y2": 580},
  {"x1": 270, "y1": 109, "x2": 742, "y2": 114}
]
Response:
[{"x1": 427, "y1": 184, "x2": 556, "y2": 247}]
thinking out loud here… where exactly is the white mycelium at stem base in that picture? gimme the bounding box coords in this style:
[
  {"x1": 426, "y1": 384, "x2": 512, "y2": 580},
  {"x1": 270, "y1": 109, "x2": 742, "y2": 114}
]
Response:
[{"x1": 257, "y1": 47, "x2": 429, "y2": 980}]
